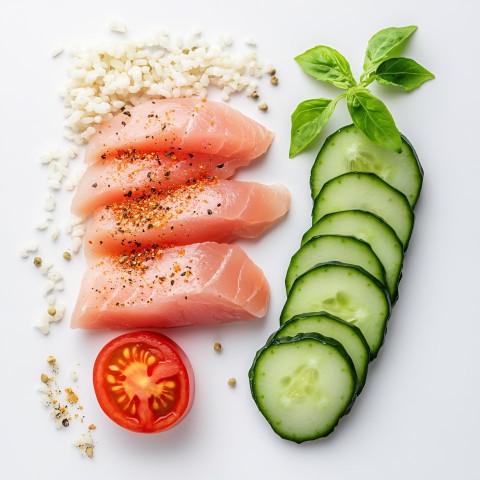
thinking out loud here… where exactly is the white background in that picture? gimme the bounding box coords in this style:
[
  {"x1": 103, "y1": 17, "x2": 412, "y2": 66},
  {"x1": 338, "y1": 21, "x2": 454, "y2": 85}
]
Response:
[{"x1": 1, "y1": 1, "x2": 478, "y2": 479}]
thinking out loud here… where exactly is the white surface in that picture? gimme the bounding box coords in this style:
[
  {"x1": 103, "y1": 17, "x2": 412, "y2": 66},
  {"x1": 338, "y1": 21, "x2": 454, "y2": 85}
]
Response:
[{"x1": 1, "y1": 1, "x2": 478, "y2": 479}]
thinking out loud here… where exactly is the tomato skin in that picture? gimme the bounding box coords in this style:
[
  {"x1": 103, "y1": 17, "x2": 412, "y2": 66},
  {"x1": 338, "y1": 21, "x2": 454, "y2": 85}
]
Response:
[{"x1": 93, "y1": 331, "x2": 195, "y2": 433}]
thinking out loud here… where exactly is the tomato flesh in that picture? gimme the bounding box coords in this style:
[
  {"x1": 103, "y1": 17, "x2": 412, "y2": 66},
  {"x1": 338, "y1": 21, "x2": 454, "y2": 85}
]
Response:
[{"x1": 93, "y1": 331, "x2": 195, "y2": 433}]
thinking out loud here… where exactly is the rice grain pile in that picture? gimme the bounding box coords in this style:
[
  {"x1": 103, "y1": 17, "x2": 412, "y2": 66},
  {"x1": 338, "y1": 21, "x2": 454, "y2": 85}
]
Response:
[{"x1": 62, "y1": 29, "x2": 273, "y2": 144}]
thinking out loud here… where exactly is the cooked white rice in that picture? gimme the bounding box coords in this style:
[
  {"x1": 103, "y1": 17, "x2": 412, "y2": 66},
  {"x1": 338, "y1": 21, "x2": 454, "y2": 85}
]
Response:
[{"x1": 61, "y1": 29, "x2": 273, "y2": 144}]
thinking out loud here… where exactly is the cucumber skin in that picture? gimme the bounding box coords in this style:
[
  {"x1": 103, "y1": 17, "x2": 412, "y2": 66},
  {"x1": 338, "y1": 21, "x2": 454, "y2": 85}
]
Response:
[
  {"x1": 248, "y1": 332, "x2": 358, "y2": 443},
  {"x1": 309, "y1": 124, "x2": 424, "y2": 207}
]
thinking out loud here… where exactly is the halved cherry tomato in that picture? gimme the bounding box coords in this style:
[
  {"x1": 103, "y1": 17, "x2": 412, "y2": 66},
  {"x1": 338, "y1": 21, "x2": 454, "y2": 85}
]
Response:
[{"x1": 93, "y1": 331, "x2": 195, "y2": 433}]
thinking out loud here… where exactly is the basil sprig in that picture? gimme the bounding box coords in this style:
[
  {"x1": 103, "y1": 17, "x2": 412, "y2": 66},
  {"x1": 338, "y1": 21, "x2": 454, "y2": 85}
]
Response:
[{"x1": 290, "y1": 26, "x2": 434, "y2": 158}]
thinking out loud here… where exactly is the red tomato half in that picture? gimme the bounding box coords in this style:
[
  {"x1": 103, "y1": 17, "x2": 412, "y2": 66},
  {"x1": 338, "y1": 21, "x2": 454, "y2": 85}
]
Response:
[{"x1": 93, "y1": 331, "x2": 195, "y2": 433}]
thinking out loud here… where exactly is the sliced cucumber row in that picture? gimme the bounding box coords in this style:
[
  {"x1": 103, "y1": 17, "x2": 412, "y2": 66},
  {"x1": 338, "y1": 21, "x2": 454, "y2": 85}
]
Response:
[{"x1": 249, "y1": 125, "x2": 423, "y2": 443}]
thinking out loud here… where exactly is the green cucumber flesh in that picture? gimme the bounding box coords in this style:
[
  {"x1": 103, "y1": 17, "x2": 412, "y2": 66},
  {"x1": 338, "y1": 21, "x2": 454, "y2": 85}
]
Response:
[
  {"x1": 272, "y1": 312, "x2": 370, "y2": 394},
  {"x1": 310, "y1": 124, "x2": 423, "y2": 208},
  {"x1": 312, "y1": 172, "x2": 414, "y2": 249},
  {"x1": 285, "y1": 234, "x2": 386, "y2": 294},
  {"x1": 280, "y1": 262, "x2": 391, "y2": 357},
  {"x1": 249, "y1": 332, "x2": 357, "y2": 443},
  {"x1": 302, "y1": 210, "x2": 403, "y2": 303}
]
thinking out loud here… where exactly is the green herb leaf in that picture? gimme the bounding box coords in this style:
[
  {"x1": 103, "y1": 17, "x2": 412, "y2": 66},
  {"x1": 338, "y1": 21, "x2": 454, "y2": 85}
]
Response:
[
  {"x1": 374, "y1": 57, "x2": 435, "y2": 91},
  {"x1": 363, "y1": 26, "x2": 417, "y2": 72},
  {"x1": 346, "y1": 87, "x2": 402, "y2": 153},
  {"x1": 295, "y1": 46, "x2": 356, "y2": 89},
  {"x1": 289, "y1": 97, "x2": 341, "y2": 158}
]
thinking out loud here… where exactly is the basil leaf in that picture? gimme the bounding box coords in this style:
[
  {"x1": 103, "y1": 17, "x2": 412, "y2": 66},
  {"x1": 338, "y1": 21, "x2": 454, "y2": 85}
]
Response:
[
  {"x1": 363, "y1": 26, "x2": 417, "y2": 72},
  {"x1": 346, "y1": 87, "x2": 402, "y2": 153},
  {"x1": 295, "y1": 46, "x2": 356, "y2": 89},
  {"x1": 375, "y1": 57, "x2": 435, "y2": 91},
  {"x1": 289, "y1": 97, "x2": 341, "y2": 158}
]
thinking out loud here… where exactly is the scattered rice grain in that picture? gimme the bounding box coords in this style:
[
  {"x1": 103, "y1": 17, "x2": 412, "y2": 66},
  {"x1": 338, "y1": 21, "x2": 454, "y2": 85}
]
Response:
[
  {"x1": 43, "y1": 281, "x2": 56, "y2": 295},
  {"x1": 44, "y1": 195, "x2": 56, "y2": 212},
  {"x1": 20, "y1": 241, "x2": 39, "y2": 258},
  {"x1": 108, "y1": 18, "x2": 127, "y2": 33},
  {"x1": 40, "y1": 259, "x2": 53, "y2": 275},
  {"x1": 71, "y1": 237, "x2": 83, "y2": 253},
  {"x1": 35, "y1": 220, "x2": 49, "y2": 230},
  {"x1": 48, "y1": 268, "x2": 63, "y2": 282},
  {"x1": 51, "y1": 47, "x2": 64, "y2": 58},
  {"x1": 74, "y1": 431, "x2": 95, "y2": 458},
  {"x1": 51, "y1": 227, "x2": 60, "y2": 241}
]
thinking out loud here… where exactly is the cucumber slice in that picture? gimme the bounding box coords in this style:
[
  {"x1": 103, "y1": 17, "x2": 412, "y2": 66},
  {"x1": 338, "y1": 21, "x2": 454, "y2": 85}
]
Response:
[
  {"x1": 312, "y1": 172, "x2": 414, "y2": 249},
  {"x1": 249, "y1": 332, "x2": 357, "y2": 443},
  {"x1": 302, "y1": 211, "x2": 403, "y2": 302},
  {"x1": 285, "y1": 234, "x2": 386, "y2": 294},
  {"x1": 272, "y1": 312, "x2": 370, "y2": 394},
  {"x1": 280, "y1": 262, "x2": 390, "y2": 357},
  {"x1": 310, "y1": 124, "x2": 423, "y2": 207}
]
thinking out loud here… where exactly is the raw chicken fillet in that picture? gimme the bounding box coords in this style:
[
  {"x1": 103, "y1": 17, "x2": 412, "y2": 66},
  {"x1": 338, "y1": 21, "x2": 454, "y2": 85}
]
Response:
[{"x1": 71, "y1": 243, "x2": 270, "y2": 329}]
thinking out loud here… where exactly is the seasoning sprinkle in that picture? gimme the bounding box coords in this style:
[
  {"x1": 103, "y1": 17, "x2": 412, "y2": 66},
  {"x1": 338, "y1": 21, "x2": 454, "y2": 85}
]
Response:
[{"x1": 65, "y1": 387, "x2": 79, "y2": 404}]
